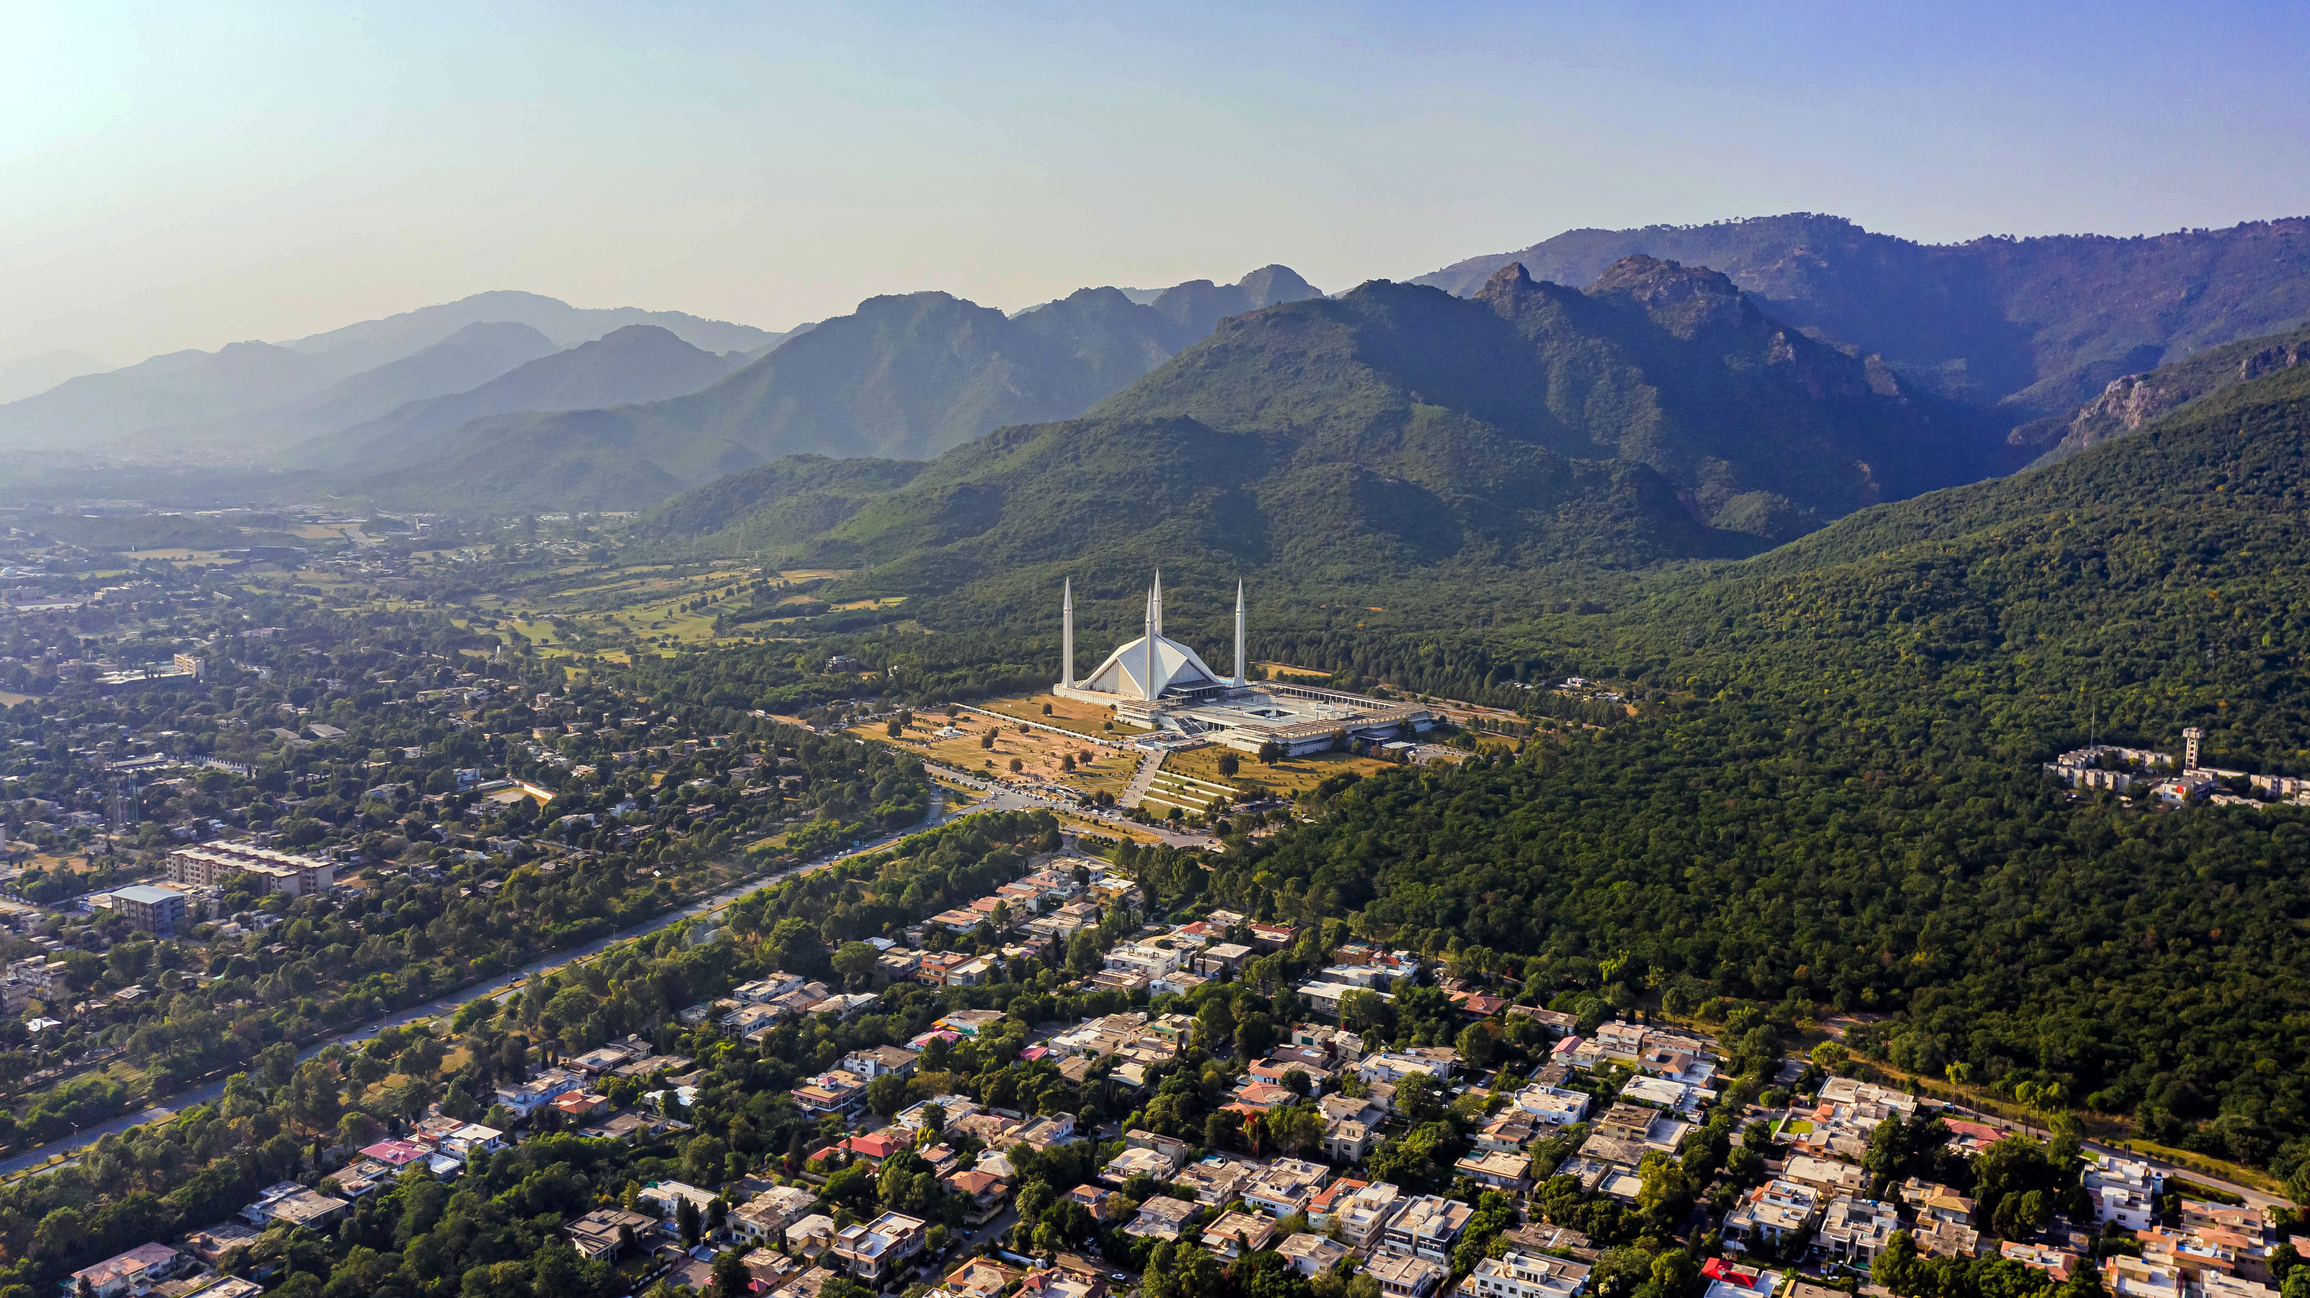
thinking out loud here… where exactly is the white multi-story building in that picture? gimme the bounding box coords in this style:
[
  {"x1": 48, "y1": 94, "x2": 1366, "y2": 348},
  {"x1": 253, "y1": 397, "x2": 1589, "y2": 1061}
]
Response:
[
  {"x1": 1328, "y1": 1179, "x2": 1407, "y2": 1247},
  {"x1": 1514, "y1": 1085, "x2": 1591, "y2": 1127},
  {"x1": 2085, "y1": 1152, "x2": 2162, "y2": 1231},
  {"x1": 166, "y1": 842, "x2": 335, "y2": 896},
  {"x1": 831, "y1": 1211, "x2": 927, "y2": 1283},
  {"x1": 1369, "y1": 1253, "x2": 1448, "y2": 1298},
  {"x1": 1104, "y1": 943, "x2": 1183, "y2": 979},
  {"x1": 1360, "y1": 1052, "x2": 1453, "y2": 1087},
  {"x1": 1461, "y1": 1251, "x2": 1593, "y2": 1298},
  {"x1": 1725, "y1": 1179, "x2": 1822, "y2": 1252},
  {"x1": 1813, "y1": 1197, "x2": 1902, "y2": 1267},
  {"x1": 1241, "y1": 1158, "x2": 1333, "y2": 1218},
  {"x1": 1383, "y1": 1196, "x2": 1473, "y2": 1262}
]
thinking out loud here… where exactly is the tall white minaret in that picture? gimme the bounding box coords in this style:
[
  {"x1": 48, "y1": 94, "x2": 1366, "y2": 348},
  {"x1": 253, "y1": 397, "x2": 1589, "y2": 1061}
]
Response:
[
  {"x1": 1061, "y1": 578, "x2": 1075, "y2": 689},
  {"x1": 1234, "y1": 580, "x2": 1246, "y2": 686},
  {"x1": 1152, "y1": 570, "x2": 1164, "y2": 637},
  {"x1": 1142, "y1": 587, "x2": 1158, "y2": 701}
]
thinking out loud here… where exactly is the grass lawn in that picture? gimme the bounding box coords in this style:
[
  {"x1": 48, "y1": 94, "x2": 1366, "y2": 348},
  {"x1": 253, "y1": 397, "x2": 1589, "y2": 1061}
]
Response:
[
  {"x1": 1255, "y1": 661, "x2": 1334, "y2": 680},
  {"x1": 1161, "y1": 745, "x2": 1394, "y2": 801},
  {"x1": 976, "y1": 691, "x2": 1151, "y2": 739},
  {"x1": 859, "y1": 712, "x2": 1139, "y2": 801}
]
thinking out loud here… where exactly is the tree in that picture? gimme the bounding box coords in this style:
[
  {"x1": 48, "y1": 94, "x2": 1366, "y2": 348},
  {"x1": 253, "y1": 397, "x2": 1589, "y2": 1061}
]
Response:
[
  {"x1": 713, "y1": 1249, "x2": 752, "y2": 1297},
  {"x1": 1395, "y1": 1072, "x2": 1443, "y2": 1126},
  {"x1": 1258, "y1": 741, "x2": 1283, "y2": 766},
  {"x1": 1010, "y1": 757, "x2": 1024, "y2": 775},
  {"x1": 1218, "y1": 753, "x2": 1240, "y2": 777},
  {"x1": 684, "y1": 1132, "x2": 730, "y2": 1187},
  {"x1": 867, "y1": 1072, "x2": 909, "y2": 1119},
  {"x1": 676, "y1": 1195, "x2": 702, "y2": 1245},
  {"x1": 1650, "y1": 1251, "x2": 1699, "y2": 1295},
  {"x1": 1340, "y1": 989, "x2": 1394, "y2": 1038},
  {"x1": 832, "y1": 940, "x2": 878, "y2": 989},
  {"x1": 1268, "y1": 1102, "x2": 1326, "y2": 1155},
  {"x1": 1456, "y1": 1022, "x2": 1496, "y2": 1072}
]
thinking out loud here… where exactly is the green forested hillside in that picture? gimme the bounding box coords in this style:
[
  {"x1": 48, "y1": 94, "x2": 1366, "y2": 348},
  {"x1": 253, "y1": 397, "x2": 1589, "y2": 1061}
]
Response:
[
  {"x1": 2008, "y1": 322, "x2": 2309, "y2": 467},
  {"x1": 655, "y1": 256, "x2": 2009, "y2": 627},
  {"x1": 627, "y1": 455, "x2": 926, "y2": 559},
  {"x1": 1198, "y1": 364, "x2": 2310, "y2": 1176}
]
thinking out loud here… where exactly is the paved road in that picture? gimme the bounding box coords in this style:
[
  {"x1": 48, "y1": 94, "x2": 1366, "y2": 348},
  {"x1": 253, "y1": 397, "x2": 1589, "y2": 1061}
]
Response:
[
  {"x1": 1775, "y1": 1053, "x2": 2295, "y2": 1212},
  {"x1": 0, "y1": 785, "x2": 981, "y2": 1181}
]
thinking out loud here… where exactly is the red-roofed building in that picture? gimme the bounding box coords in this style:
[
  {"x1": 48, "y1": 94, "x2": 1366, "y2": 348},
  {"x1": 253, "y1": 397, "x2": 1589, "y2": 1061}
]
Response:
[
  {"x1": 942, "y1": 1168, "x2": 1013, "y2": 1225},
  {"x1": 1449, "y1": 990, "x2": 1510, "y2": 1018},
  {"x1": 1943, "y1": 1119, "x2": 2003, "y2": 1156},
  {"x1": 836, "y1": 1130, "x2": 910, "y2": 1166},
  {"x1": 68, "y1": 1244, "x2": 183, "y2": 1298},
  {"x1": 1307, "y1": 1178, "x2": 1369, "y2": 1230},
  {"x1": 1232, "y1": 1080, "x2": 1296, "y2": 1110},
  {"x1": 553, "y1": 1091, "x2": 611, "y2": 1120},
  {"x1": 360, "y1": 1139, "x2": 431, "y2": 1167}
]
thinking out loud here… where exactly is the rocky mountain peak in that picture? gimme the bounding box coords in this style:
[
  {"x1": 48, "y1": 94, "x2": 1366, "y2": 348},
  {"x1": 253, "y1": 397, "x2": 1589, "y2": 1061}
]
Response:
[{"x1": 1587, "y1": 254, "x2": 1759, "y2": 338}]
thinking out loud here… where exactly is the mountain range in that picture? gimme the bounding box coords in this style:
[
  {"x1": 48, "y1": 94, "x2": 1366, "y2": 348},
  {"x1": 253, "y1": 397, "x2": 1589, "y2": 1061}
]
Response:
[
  {"x1": 290, "y1": 324, "x2": 750, "y2": 470},
  {"x1": 353, "y1": 266, "x2": 1323, "y2": 509},
  {"x1": 629, "y1": 256, "x2": 2014, "y2": 620},
  {"x1": 8, "y1": 213, "x2": 2310, "y2": 548},
  {"x1": 1417, "y1": 213, "x2": 2310, "y2": 420},
  {"x1": 0, "y1": 291, "x2": 786, "y2": 460}
]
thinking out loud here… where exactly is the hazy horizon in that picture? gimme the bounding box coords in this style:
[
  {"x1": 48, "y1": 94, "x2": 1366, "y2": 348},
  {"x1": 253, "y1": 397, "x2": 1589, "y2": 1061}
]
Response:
[{"x1": 8, "y1": 0, "x2": 2309, "y2": 370}]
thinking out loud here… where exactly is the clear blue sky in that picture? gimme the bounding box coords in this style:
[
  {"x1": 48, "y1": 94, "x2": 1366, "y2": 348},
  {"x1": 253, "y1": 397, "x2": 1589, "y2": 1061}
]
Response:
[{"x1": 6, "y1": 0, "x2": 2308, "y2": 363}]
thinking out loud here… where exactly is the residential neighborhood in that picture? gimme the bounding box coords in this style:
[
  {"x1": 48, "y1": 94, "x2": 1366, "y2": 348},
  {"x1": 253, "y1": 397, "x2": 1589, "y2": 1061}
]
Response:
[{"x1": 7, "y1": 814, "x2": 2307, "y2": 1298}]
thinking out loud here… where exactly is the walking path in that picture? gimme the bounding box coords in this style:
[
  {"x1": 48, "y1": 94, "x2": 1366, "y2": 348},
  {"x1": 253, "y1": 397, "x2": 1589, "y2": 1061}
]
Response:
[{"x1": 1120, "y1": 752, "x2": 1163, "y2": 809}]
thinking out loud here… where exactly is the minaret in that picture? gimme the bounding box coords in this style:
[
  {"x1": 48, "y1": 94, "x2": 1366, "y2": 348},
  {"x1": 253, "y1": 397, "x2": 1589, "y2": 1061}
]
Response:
[
  {"x1": 1152, "y1": 570, "x2": 1164, "y2": 637},
  {"x1": 1234, "y1": 580, "x2": 1246, "y2": 687},
  {"x1": 1142, "y1": 588, "x2": 1158, "y2": 701},
  {"x1": 1061, "y1": 578, "x2": 1075, "y2": 690}
]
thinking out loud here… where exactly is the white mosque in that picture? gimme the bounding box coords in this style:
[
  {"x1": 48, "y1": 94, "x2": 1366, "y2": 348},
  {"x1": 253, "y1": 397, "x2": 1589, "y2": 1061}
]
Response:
[{"x1": 1054, "y1": 573, "x2": 1433, "y2": 756}]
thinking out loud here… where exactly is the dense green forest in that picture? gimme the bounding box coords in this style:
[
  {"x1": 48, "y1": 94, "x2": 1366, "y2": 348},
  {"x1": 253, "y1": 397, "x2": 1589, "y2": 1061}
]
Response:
[{"x1": 1192, "y1": 365, "x2": 2310, "y2": 1180}]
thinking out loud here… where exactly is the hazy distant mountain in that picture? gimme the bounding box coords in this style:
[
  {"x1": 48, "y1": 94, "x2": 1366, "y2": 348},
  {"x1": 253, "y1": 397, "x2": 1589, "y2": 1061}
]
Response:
[
  {"x1": 637, "y1": 256, "x2": 2008, "y2": 610},
  {"x1": 0, "y1": 290, "x2": 786, "y2": 461},
  {"x1": 298, "y1": 324, "x2": 743, "y2": 468},
  {"x1": 277, "y1": 289, "x2": 784, "y2": 377},
  {"x1": 1417, "y1": 214, "x2": 2310, "y2": 419},
  {"x1": 0, "y1": 350, "x2": 110, "y2": 405},
  {"x1": 0, "y1": 340, "x2": 334, "y2": 453},
  {"x1": 204, "y1": 321, "x2": 561, "y2": 454},
  {"x1": 359, "y1": 266, "x2": 1323, "y2": 509}
]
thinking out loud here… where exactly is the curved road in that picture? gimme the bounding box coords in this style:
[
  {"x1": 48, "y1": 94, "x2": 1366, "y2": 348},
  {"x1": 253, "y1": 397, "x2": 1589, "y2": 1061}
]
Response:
[{"x1": 0, "y1": 784, "x2": 980, "y2": 1181}]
